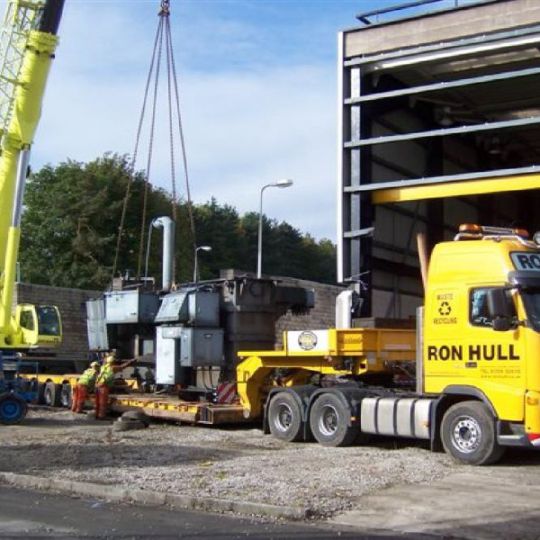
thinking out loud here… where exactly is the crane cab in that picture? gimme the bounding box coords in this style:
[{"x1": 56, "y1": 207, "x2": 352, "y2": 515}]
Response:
[{"x1": 14, "y1": 304, "x2": 62, "y2": 347}]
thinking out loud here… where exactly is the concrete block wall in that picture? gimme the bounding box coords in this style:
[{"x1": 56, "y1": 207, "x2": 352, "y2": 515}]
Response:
[
  {"x1": 14, "y1": 283, "x2": 100, "y2": 364},
  {"x1": 273, "y1": 276, "x2": 344, "y2": 347},
  {"x1": 13, "y1": 275, "x2": 343, "y2": 362}
]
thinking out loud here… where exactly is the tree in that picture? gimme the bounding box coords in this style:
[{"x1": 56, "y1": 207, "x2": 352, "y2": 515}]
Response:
[
  {"x1": 20, "y1": 154, "x2": 175, "y2": 289},
  {"x1": 20, "y1": 154, "x2": 337, "y2": 290},
  {"x1": 193, "y1": 199, "x2": 245, "y2": 280}
]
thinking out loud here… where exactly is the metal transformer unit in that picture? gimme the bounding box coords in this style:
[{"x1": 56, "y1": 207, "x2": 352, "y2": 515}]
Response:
[
  {"x1": 86, "y1": 264, "x2": 315, "y2": 390},
  {"x1": 154, "y1": 288, "x2": 223, "y2": 385},
  {"x1": 105, "y1": 290, "x2": 161, "y2": 325}
]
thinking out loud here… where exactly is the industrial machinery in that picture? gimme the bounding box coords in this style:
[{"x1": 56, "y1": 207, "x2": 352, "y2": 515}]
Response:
[
  {"x1": 87, "y1": 215, "x2": 315, "y2": 397},
  {"x1": 0, "y1": 0, "x2": 64, "y2": 350}
]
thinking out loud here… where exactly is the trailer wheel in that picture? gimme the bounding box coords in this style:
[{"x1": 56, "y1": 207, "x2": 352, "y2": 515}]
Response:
[
  {"x1": 60, "y1": 384, "x2": 72, "y2": 408},
  {"x1": 0, "y1": 394, "x2": 27, "y2": 424},
  {"x1": 309, "y1": 393, "x2": 359, "y2": 447},
  {"x1": 441, "y1": 400, "x2": 505, "y2": 465},
  {"x1": 268, "y1": 392, "x2": 304, "y2": 442},
  {"x1": 37, "y1": 382, "x2": 46, "y2": 405},
  {"x1": 43, "y1": 382, "x2": 62, "y2": 408}
]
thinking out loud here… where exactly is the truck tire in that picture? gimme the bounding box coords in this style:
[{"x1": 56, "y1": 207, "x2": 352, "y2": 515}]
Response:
[
  {"x1": 309, "y1": 392, "x2": 359, "y2": 447},
  {"x1": 37, "y1": 382, "x2": 46, "y2": 405},
  {"x1": 28, "y1": 378, "x2": 39, "y2": 403},
  {"x1": 268, "y1": 392, "x2": 304, "y2": 442},
  {"x1": 441, "y1": 400, "x2": 505, "y2": 465},
  {"x1": 60, "y1": 383, "x2": 72, "y2": 408},
  {"x1": 43, "y1": 382, "x2": 62, "y2": 408},
  {"x1": 0, "y1": 394, "x2": 28, "y2": 424}
]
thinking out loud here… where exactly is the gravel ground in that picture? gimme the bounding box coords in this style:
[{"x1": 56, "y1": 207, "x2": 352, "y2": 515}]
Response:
[{"x1": 0, "y1": 408, "x2": 458, "y2": 517}]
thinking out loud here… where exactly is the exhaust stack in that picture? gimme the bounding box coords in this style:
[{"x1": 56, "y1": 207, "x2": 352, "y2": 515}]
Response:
[{"x1": 152, "y1": 216, "x2": 175, "y2": 292}]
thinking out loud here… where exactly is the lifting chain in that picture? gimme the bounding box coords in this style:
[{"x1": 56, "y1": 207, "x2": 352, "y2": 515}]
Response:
[{"x1": 112, "y1": 0, "x2": 197, "y2": 284}]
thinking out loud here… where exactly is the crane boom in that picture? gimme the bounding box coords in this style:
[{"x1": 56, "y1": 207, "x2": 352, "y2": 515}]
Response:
[{"x1": 0, "y1": 0, "x2": 64, "y2": 348}]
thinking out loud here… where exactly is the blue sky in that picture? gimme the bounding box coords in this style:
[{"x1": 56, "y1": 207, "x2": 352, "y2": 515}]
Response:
[{"x1": 15, "y1": 0, "x2": 406, "y2": 240}]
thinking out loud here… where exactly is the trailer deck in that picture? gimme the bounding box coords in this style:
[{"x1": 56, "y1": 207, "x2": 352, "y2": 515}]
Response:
[{"x1": 110, "y1": 394, "x2": 248, "y2": 425}]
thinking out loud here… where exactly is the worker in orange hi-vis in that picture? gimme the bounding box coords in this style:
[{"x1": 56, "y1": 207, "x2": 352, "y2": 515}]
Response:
[
  {"x1": 71, "y1": 361, "x2": 100, "y2": 414},
  {"x1": 95, "y1": 351, "x2": 136, "y2": 419}
]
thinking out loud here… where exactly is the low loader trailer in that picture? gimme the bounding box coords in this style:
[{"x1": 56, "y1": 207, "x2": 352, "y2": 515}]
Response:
[
  {"x1": 107, "y1": 325, "x2": 414, "y2": 426},
  {"x1": 92, "y1": 224, "x2": 540, "y2": 466},
  {"x1": 19, "y1": 372, "x2": 138, "y2": 409}
]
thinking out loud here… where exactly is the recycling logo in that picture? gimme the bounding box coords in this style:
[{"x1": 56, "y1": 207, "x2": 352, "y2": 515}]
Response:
[{"x1": 438, "y1": 301, "x2": 452, "y2": 316}]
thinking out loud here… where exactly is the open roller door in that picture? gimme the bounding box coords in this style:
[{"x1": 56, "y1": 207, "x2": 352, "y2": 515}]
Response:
[{"x1": 338, "y1": 0, "x2": 540, "y2": 317}]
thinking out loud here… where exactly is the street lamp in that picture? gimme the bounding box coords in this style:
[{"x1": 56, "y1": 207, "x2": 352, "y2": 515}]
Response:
[
  {"x1": 194, "y1": 245, "x2": 212, "y2": 282},
  {"x1": 257, "y1": 179, "x2": 293, "y2": 279}
]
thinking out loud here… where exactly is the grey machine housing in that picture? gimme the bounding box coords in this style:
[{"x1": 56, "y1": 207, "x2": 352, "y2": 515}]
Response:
[
  {"x1": 87, "y1": 273, "x2": 315, "y2": 387},
  {"x1": 154, "y1": 288, "x2": 224, "y2": 385}
]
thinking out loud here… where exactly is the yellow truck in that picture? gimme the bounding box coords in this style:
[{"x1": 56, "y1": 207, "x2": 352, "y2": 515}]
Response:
[
  {"x1": 98, "y1": 223, "x2": 540, "y2": 465},
  {"x1": 228, "y1": 223, "x2": 540, "y2": 465}
]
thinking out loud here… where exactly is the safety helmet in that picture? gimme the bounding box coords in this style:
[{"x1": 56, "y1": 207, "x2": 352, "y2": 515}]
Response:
[
  {"x1": 90, "y1": 361, "x2": 100, "y2": 369},
  {"x1": 106, "y1": 355, "x2": 115, "y2": 365}
]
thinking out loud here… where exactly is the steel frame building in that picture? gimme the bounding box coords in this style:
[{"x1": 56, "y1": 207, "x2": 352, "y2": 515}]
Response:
[{"x1": 338, "y1": 0, "x2": 540, "y2": 317}]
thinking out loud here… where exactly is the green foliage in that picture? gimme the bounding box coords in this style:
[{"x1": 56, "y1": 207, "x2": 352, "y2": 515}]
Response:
[{"x1": 19, "y1": 155, "x2": 336, "y2": 289}]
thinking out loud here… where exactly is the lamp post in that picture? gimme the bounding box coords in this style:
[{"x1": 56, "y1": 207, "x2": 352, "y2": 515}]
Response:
[
  {"x1": 194, "y1": 245, "x2": 212, "y2": 283},
  {"x1": 257, "y1": 179, "x2": 293, "y2": 279}
]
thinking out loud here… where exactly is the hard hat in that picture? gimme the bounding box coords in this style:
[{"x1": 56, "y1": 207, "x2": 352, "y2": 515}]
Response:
[
  {"x1": 106, "y1": 355, "x2": 115, "y2": 364},
  {"x1": 90, "y1": 361, "x2": 99, "y2": 369}
]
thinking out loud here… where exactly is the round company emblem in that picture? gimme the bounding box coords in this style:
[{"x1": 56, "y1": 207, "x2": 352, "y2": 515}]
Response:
[{"x1": 298, "y1": 331, "x2": 318, "y2": 351}]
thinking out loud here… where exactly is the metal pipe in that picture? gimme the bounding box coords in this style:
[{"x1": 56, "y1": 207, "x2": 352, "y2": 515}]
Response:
[
  {"x1": 152, "y1": 216, "x2": 175, "y2": 291},
  {"x1": 257, "y1": 186, "x2": 269, "y2": 280},
  {"x1": 257, "y1": 179, "x2": 294, "y2": 279},
  {"x1": 193, "y1": 245, "x2": 211, "y2": 283},
  {"x1": 416, "y1": 232, "x2": 429, "y2": 291}
]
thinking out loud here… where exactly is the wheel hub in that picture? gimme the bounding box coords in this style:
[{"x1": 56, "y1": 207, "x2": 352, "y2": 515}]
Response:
[
  {"x1": 275, "y1": 403, "x2": 293, "y2": 432},
  {"x1": 1, "y1": 399, "x2": 21, "y2": 420},
  {"x1": 452, "y1": 416, "x2": 482, "y2": 453},
  {"x1": 318, "y1": 404, "x2": 338, "y2": 436}
]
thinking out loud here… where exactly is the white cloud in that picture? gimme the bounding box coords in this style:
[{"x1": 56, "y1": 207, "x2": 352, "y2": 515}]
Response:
[{"x1": 27, "y1": 0, "x2": 339, "y2": 241}]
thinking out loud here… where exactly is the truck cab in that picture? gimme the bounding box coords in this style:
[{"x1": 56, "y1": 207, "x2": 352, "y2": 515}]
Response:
[{"x1": 424, "y1": 224, "x2": 540, "y2": 460}]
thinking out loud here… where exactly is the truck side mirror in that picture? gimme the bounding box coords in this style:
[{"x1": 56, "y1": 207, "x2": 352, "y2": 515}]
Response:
[{"x1": 487, "y1": 289, "x2": 513, "y2": 332}]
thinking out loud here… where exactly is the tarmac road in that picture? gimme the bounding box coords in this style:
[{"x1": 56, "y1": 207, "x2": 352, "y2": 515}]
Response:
[{"x1": 0, "y1": 486, "x2": 443, "y2": 540}]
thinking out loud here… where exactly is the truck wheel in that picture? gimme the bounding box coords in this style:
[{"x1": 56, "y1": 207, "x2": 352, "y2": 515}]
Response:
[
  {"x1": 268, "y1": 392, "x2": 304, "y2": 442},
  {"x1": 60, "y1": 384, "x2": 72, "y2": 408},
  {"x1": 441, "y1": 400, "x2": 505, "y2": 465},
  {"x1": 43, "y1": 382, "x2": 62, "y2": 408},
  {"x1": 0, "y1": 394, "x2": 28, "y2": 424},
  {"x1": 37, "y1": 382, "x2": 46, "y2": 405},
  {"x1": 309, "y1": 393, "x2": 359, "y2": 447}
]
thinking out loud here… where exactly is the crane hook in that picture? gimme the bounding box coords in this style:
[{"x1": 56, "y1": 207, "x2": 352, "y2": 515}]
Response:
[{"x1": 159, "y1": 0, "x2": 170, "y2": 16}]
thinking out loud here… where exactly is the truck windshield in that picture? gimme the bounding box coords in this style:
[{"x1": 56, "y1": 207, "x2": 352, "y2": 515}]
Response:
[{"x1": 520, "y1": 289, "x2": 540, "y2": 332}]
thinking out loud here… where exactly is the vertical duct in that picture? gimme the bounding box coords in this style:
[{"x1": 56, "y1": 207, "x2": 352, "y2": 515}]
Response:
[{"x1": 152, "y1": 216, "x2": 175, "y2": 291}]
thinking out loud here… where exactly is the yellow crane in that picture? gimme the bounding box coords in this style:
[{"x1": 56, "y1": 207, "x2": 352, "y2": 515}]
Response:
[{"x1": 0, "y1": 0, "x2": 64, "y2": 349}]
